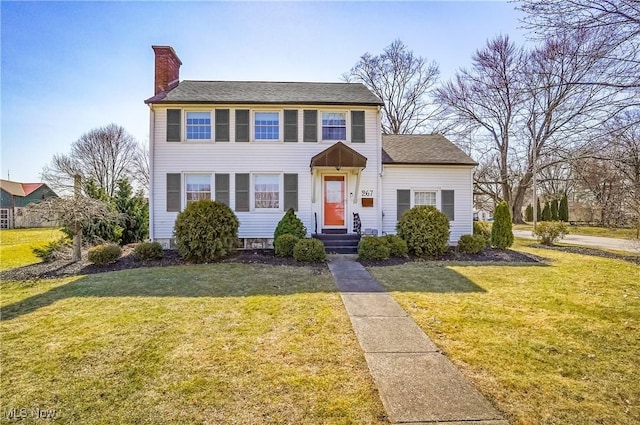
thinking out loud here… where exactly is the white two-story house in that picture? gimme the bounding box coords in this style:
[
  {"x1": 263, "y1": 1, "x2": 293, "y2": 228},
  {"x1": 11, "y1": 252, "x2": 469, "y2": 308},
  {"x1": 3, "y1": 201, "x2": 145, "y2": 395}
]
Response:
[{"x1": 145, "y1": 46, "x2": 476, "y2": 250}]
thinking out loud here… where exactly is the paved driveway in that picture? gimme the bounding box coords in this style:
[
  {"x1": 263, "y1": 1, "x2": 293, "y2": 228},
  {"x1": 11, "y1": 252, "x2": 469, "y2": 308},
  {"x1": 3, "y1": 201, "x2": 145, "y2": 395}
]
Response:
[{"x1": 513, "y1": 230, "x2": 639, "y2": 253}]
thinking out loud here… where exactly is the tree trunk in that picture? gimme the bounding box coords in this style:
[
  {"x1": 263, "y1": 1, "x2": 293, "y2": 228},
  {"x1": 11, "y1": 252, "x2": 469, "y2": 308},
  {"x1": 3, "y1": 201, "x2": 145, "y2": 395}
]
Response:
[{"x1": 72, "y1": 174, "x2": 82, "y2": 262}]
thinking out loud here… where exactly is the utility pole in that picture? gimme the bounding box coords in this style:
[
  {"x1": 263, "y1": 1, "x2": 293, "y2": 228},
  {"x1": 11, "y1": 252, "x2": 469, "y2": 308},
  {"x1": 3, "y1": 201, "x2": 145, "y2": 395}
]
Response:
[{"x1": 532, "y1": 139, "x2": 538, "y2": 231}]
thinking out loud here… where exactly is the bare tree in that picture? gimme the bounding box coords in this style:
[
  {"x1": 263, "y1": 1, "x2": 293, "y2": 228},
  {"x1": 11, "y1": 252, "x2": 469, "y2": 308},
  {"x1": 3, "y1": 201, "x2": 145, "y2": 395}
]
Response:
[
  {"x1": 437, "y1": 32, "x2": 623, "y2": 222},
  {"x1": 131, "y1": 143, "x2": 150, "y2": 194},
  {"x1": 519, "y1": 0, "x2": 640, "y2": 92},
  {"x1": 343, "y1": 40, "x2": 441, "y2": 134},
  {"x1": 41, "y1": 124, "x2": 142, "y2": 197}
]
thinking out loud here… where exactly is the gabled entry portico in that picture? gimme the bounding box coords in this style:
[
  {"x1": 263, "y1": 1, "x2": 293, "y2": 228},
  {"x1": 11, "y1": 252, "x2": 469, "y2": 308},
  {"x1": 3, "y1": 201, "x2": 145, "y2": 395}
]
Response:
[{"x1": 310, "y1": 142, "x2": 367, "y2": 234}]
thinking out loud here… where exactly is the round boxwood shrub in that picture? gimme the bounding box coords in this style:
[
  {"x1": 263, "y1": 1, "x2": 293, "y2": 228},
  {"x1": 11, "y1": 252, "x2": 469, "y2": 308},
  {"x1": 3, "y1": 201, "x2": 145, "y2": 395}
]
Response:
[
  {"x1": 491, "y1": 201, "x2": 514, "y2": 249},
  {"x1": 274, "y1": 234, "x2": 300, "y2": 257},
  {"x1": 173, "y1": 200, "x2": 239, "y2": 263},
  {"x1": 293, "y1": 238, "x2": 326, "y2": 262},
  {"x1": 397, "y1": 206, "x2": 450, "y2": 257},
  {"x1": 88, "y1": 243, "x2": 122, "y2": 266},
  {"x1": 274, "y1": 208, "x2": 307, "y2": 244},
  {"x1": 382, "y1": 234, "x2": 408, "y2": 258},
  {"x1": 358, "y1": 236, "x2": 391, "y2": 260},
  {"x1": 533, "y1": 221, "x2": 569, "y2": 245},
  {"x1": 134, "y1": 241, "x2": 164, "y2": 260},
  {"x1": 473, "y1": 221, "x2": 492, "y2": 247},
  {"x1": 457, "y1": 234, "x2": 486, "y2": 254}
]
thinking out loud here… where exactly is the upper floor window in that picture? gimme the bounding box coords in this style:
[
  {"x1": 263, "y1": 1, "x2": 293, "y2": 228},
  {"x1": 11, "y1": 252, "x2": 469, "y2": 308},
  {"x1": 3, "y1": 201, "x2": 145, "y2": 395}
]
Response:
[
  {"x1": 322, "y1": 112, "x2": 346, "y2": 140},
  {"x1": 186, "y1": 112, "x2": 211, "y2": 140},
  {"x1": 255, "y1": 112, "x2": 280, "y2": 141},
  {"x1": 186, "y1": 174, "x2": 211, "y2": 205}
]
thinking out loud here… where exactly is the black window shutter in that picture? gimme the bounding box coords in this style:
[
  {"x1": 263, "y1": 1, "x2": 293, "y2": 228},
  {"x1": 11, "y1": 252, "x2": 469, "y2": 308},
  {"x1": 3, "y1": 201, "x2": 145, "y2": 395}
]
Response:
[
  {"x1": 397, "y1": 189, "x2": 410, "y2": 221},
  {"x1": 235, "y1": 110, "x2": 250, "y2": 142},
  {"x1": 303, "y1": 110, "x2": 317, "y2": 142},
  {"x1": 351, "y1": 111, "x2": 365, "y2": 143},
  {"x1": 283, "y1": 174, "x2": 298, "y2": 211},
  {"x1": 215, "y1": 109, "x2": 230, "y2": 142},
  {"x1": 235, "y1": 174, "x2": 250, "y2": 211},
  {"x1": 284, "y1": 110, "x2": 298, "y2": 142},
  {"x1": 167, "y1": 174, "x2": 181, "y2": 212},
  {"x1": 441, "y1": 190, "x2": 455, "y2": 221},
  {"x1": 167, "y1": 109, "x2": 181, "y2": 142},
  {"x1": 215, "y1": 174, "x2": 230, "y2": 206}
]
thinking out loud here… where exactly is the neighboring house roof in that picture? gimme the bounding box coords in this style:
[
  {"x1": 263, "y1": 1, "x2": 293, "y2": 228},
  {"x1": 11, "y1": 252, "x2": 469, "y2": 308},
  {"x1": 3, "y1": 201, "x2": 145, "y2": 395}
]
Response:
[
  {"x1": 382, "y1": 134, "x2": 478, "y2": 166},
  {"x1": 0, "y1": 180, "x2": 47, "y2": 197},
  {"x1": 145, "y1": 80, "x2": 384, "y2": 106}
]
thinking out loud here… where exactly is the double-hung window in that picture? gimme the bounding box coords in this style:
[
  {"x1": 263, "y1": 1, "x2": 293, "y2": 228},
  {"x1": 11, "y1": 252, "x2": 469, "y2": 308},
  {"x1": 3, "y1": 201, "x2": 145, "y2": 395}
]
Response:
[
  {"x1": 186, "y1": 112, "x2": 211, "y2": 140},
  {"x1": 322, "y1": 112, "x2": 346, "y2": 140},
  {"x1": 254, "y1": 112, "x2": 280, "y2": 141},
  {"x1": 414, "y1": 191, "x2": 436, "y2": 207},
  {"x1": 185, "y1": 174, "x2": 211, "y2": 205},
  {"x1": 254, "y1": 174, "x2": 280, "y2": 209}
]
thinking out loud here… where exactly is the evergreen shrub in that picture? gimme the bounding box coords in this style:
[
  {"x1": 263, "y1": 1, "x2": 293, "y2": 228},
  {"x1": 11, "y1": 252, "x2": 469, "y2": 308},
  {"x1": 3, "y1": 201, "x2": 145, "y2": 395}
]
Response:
[
  {"x1": 383, "y1": 234, "x2": 408, "y2": 258},
  {"x1": 174, "y1": 200, "x2": 239, "y2": 263},
  {"x1": 134, "y1": 241, "x2": 164, "y2": 260},
  {"x1": 274, "y1": 234, "x2": 300, "y2": 257},
  {"x1": 88, "y1": 243, "x2": 122, "y2": 266},
  {"x1": 358, "y1": 236, "x2": 391, "y2": 260},
  {"x1": 293, "y1": 238, "x2": 326, "y2": 262},
  {"x1": 491, "y1": 201, "x2": 514, "y2": 249},
  {"x1": 274, "y1": 208, "x2": 307, "y2": 243},
  {"x1": 457, "y1": 234, "x2": 485, "y2": 254},
  {"x1": 397, "y1": 205, "x2": 450, "y2": 257},
  {"x1": 533, "y1": 221, "x2": 569, "y2": 245}
]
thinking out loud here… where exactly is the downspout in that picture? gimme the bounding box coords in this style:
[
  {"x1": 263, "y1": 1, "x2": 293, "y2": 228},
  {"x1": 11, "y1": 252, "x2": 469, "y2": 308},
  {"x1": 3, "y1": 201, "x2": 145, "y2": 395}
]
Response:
[{"x1": 148, "y1": 105, "x2": 155, "y2": 241}]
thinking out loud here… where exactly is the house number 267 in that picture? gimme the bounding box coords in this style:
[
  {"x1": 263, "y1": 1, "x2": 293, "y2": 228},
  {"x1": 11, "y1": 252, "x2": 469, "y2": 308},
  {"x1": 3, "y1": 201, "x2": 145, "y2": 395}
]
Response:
[{"x1": 361, "y1": 190, "x2": 373, "y2": 197}]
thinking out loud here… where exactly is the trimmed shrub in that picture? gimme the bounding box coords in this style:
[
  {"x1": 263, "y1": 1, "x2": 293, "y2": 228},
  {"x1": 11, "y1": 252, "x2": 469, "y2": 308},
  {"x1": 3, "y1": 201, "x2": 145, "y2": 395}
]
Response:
[
  {"x1": 457, "y1": 234, "x2": 485, "y2": 254},
  {"x1": 559, "y1": 194, "x2": 569, "y2": 222},
  {"x1": 541, "y1": 202, "x2": 551, "y2": 221},
  {"x1": 174, "y1": 200, "x2": 239, "y2": 263},
  {"x1": 88, "y1": 243, "x2": 122, "y2": 266},
  {"x1": 533, "y1": 221, "x2": 569, "y2": 245},
  {"x1": 525, "y1": 204, "x2": 533, "y2": 222},
  {"x1": 134, "y1": 241, "x2": 164, "y2": 260},
  {"x1": 397, "y1": 205, "x2": 450, "y2": 257},
  {"x1": 383, "y1": 234, "x2": 408, "y2": 258},
  {"x1": 275, "y1": 234, "x2": 300, "y2": 257},
  {"x1": 473, "y1": 221, "x2": 492, "y2": 247},
  {"x1": 32, "y1": 237, "x2": 71, "y2": 262},
  {"x1": 293, "y1": 238, "x2": 326, "y2": 262},
  {"x1": 274, "y1": 208, "x2": 306, "y2": 244},
  {"x1": 491, "y1": 201, "x2": 514, "y2": 249},
  {"x1": 358, "y1": 236, "x2": 391, "y2": 260},
  {"x1": 551, "y1": 199, "x2": 559, "y2": 221}
]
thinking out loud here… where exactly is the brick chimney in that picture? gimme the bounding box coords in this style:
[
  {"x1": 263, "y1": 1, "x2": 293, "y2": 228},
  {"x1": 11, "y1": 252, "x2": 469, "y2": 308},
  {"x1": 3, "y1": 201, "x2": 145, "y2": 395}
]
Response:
[{"x1": 152, "y1": 45, "x2": 182, "y2": 95}]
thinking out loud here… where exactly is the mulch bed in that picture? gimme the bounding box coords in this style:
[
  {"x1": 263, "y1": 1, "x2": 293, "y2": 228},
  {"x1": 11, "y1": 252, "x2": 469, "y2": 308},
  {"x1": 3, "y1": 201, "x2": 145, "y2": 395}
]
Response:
[{"x1": 3, "y1": 243, "x2": 635, "y2": 282}]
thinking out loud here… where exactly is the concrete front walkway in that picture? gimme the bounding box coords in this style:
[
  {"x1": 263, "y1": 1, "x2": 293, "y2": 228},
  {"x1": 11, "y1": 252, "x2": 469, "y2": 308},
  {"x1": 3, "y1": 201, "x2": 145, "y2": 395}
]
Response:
[
  {"x1": 327, "y1": 255, "x2": 508, "y2": 425},
  {"x1": 513, "y1": 229, "x2": 638, "y2": 253}
]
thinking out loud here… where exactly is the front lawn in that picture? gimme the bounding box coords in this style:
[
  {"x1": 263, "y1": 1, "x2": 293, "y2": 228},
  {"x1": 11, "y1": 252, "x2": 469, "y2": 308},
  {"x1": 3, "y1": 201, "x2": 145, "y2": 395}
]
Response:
[
  {"x1": 368, "y1": 241, "x2": 639, "y2": 424},
  {"x1": 1, "y1": 264, "x2": 386, "y2": 424},
  {"x1": 0, "y1": 227, "x2": 64, "y2": 271}
]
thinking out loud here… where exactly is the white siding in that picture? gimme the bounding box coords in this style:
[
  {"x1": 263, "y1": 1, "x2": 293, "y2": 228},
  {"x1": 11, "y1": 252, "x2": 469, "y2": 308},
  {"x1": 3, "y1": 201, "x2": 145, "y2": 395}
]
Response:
[
  {"x1": 151, "y1": 104, "x2": 381, "y2": 240},
  {"x1": 381, "y1": 165, "x2": 475, "y2": 244}
]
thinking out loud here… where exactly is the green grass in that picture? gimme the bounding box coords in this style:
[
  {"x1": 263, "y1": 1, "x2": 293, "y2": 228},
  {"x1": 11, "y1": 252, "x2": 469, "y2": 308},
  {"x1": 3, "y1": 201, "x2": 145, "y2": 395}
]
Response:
[
  {"x1": 1, "y1": 264, "x2": 386, "y2": 424},
  {"x1": 368, "y1": 240, "x2": 640, "y2": 425},
  {"x1": 514, "y1": 223, "x2": 639, "y2": 240},
  {"x1": 0, "y1": 228, "x2": 64, "y2": 271}
]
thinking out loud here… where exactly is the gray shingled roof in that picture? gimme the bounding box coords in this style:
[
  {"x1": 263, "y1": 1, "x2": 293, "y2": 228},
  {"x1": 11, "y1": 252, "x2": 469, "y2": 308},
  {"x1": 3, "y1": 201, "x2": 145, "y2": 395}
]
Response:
[
  {"x1": 382, "y1": 134, "x2": 477, "y2": 166},
  {"x1": 145, "y1": 80, "x2": 383, "y2": 105}
]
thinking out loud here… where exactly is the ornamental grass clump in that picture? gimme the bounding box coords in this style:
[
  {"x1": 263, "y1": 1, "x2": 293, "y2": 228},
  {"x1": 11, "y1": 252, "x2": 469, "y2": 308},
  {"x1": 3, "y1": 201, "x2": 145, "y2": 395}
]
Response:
[
  {"x1": 533, "y1": 221, "x2": 569, "y2": 245},
  {"x1": 174, "y1": 200, "x2": 239, "y2": 263},
  {"x1": 397, "y1": 205, "x2": 450, "y2": 257}
]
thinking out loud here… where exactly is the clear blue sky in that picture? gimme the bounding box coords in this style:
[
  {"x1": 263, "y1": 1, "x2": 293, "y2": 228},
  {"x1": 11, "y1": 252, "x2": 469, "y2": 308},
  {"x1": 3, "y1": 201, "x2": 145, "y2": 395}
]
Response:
[{"x1": 1, "y1": 1, "x2": 526, "y2": 184}]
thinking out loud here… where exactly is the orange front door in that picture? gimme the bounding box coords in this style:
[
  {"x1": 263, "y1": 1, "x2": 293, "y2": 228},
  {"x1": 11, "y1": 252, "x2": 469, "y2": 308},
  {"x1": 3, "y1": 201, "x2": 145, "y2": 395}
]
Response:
[{"x1": 324, "y1": 176, "x2": 345, "y2": 227}]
